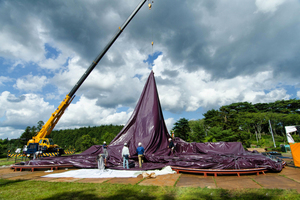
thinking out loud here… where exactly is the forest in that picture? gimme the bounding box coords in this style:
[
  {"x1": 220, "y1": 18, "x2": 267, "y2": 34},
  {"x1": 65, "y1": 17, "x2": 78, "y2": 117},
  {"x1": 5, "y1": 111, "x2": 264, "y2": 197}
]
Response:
[
  {"x1": 1, "y1": 125, "x2": 123, "y2": 157},
  {"x1": 1, "y1": 99, "x2": 300, "y2": 157},
  {"x1": 174, "y1": 99, "x2": 300, "y2": 150}
]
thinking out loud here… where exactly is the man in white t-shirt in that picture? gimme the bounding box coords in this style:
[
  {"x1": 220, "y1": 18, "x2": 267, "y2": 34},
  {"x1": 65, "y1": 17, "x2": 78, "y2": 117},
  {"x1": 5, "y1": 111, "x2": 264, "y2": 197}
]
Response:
[{"x1": 121, "y1": 143, "x2": 130, "y2": 169}]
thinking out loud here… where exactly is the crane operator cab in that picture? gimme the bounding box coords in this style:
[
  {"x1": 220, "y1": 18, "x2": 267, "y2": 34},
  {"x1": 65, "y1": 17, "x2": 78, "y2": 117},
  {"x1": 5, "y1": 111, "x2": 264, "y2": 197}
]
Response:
[{"x1": 38, "y1": 138, "x2": 56, "y2": 151}]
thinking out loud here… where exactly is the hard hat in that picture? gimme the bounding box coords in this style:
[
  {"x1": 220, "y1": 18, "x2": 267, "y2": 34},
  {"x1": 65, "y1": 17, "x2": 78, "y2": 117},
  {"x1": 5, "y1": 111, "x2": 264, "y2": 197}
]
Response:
[
  {"x1": 124, "y1": 143, "x2": 127, "y2": 146},
  {"x1": 168, "y1": 138, "x2": 172, "y2": 141},
  {"x1": 138, "y1": 142, "x2": 142, "y2": 146},
  {"x1": 103, "y1": 141, "x2": 106, "y2": 144}
]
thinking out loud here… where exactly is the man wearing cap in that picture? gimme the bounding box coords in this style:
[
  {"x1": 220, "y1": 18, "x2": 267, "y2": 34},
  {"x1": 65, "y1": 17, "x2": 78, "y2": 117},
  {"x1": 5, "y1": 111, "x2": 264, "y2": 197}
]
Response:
[
  {"x1": 103, "y1": 141, "x2": 108, "y2": 166},
  {"x1": 168, "y1": 138, "x2": 174, "y2": 153},
  {"x1": 136, "y1": 142, "x2": 144, "y2": 168},
  {"x1": 122, "y1": 143, "x2": 130, "y2": 169}
]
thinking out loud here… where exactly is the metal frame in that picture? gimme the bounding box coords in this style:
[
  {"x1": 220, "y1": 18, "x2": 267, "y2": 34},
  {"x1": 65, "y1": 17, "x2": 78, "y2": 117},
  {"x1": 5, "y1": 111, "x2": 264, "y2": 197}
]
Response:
[
  {"x1": 171, "y1": 166, "x2": 267, "y2": 177},
  {"x1": 11, "y1": 164, "x2": 74, "y2": 172}
]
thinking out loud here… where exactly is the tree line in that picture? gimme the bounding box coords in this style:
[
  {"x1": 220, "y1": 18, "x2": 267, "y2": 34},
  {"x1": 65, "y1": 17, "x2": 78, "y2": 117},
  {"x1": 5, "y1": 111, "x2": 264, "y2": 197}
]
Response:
[
  {"x1": 49, "y1": 125, "x2": 123, "y2": 152},
  {"x1": 172, "y1": 99, "x2": 300, "y2": 149},
  {"x1": 1, "y1": 99, "x2": 300, "y2": 157},
  {"x1": 0, "y1": 124, "x2": 123, "y2": 157}
]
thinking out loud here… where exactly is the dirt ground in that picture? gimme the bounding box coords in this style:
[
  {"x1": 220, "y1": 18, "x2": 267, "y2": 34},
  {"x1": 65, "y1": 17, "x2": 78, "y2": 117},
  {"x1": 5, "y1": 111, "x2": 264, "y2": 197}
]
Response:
[
  {"x1": 247, "y1": 148, "x2": 266, "y2": 152},
  {"x1": 1, "y1": 157, "x2": 300, "y2": 193}
]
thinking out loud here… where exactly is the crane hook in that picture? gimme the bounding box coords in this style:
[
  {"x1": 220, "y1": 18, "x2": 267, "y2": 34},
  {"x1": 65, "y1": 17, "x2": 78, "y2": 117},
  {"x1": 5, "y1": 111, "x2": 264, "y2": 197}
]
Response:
[{"x1": 148, "y1": 3, "x2": 152, "y2": 10}]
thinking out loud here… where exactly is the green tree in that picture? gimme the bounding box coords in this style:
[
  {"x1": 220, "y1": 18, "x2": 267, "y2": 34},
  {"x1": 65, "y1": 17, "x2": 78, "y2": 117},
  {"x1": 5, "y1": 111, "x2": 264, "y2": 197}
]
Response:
[
  {"x1": 206, "y1": 126, "x2": 236, "y2": 142},
  {"x1": 188, "y1": 119, "x2": 206, "y2": 142},
  {"x1": 101, "y1": 132, "x2": 116, "y2": 144},
  {"x1": 20, "y1": 126, "x2": 34, "y2": 146},
  {"x1": 0, "y1": 139, "x2": 8, "y2": 158},
  {"x1": 203, "y1": 109, "x2": 221, "y2": 128},
  {"x1": 31, "y1": 126, "x2": 37, "y2": 136},
  {"x1": 173, "y1": 118, "x2": 190, "y2": 141},
  {"x1": 37, "y1": 121, "x2": 44, "y2": 132},
  {"x1": 81, "y1": 135, "x2": 94, "y2": 151}
]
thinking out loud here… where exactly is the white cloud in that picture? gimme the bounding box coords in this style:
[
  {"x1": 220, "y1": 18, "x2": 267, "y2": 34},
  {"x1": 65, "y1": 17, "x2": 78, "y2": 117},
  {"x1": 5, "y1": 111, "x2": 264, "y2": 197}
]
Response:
[
  {"x1": 45, "y1": 93, "x2": 60, "y2": 101},
  {"x1": 0, "y1": 91, "x2": 54, "y2": 128},
  {"x1": 39, "y1": 54, "x2": 66, "y2": 71},
  {"x1": 0, "y1": 76, "x2": 13, "y2": 86},
  {"x1": 153, "y1": 55, "x2": 292, "y2": 112},
  {"x1": 255, "y1": 0, "x2": 286, "y2": 13},
  {"x1": 1, "y1": 0, "x2": 300, "y2": 139},
  {"x1": 253, "y1": 89, "x2": 290, "y2": 103},
  {"x1": 51, "y1": 43, "x2": 149, "y2": 107},
  {"x1": 0, "y1": 127, "x2": 23, "y2": 140},
  {"x1": 165, "y1": 118, "x2": 175, "y2": 133},
  {"x1": 0, "y1": 10, "x2": 73, "y2": 73},
  {"x1": 0, "y1": 17, "x2": 45, "y2": 63},
  {"x1": 13, "y1": 74, "x2": 48, "y2": 92},
  {"x1": 57, "y1": 95, "x2": 132, "y2": 129}
]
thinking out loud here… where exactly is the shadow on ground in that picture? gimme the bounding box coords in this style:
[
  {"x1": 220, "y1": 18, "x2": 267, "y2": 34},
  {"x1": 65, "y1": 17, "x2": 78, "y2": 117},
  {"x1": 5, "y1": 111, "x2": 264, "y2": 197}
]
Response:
[{"x1": 0, "y1": 179, "x2": 26, "y2": 187}]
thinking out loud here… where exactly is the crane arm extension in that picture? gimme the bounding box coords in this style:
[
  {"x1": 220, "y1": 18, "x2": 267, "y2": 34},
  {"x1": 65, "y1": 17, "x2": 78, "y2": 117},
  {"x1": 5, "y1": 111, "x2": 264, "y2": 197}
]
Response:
[
  {"x1": 30, "y1": 0, "x2": 147, "y2": 142},
  {"x1": 68, "y1": 0, "x2": 147, "y2": 97},
  {"x1": 32, "y1": 95, "x2": 75, "y2": 142}
]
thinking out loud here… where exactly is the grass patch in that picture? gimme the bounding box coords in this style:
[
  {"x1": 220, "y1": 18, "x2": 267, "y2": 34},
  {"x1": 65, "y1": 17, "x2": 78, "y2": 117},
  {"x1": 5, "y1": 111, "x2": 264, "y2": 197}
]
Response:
[
  {"x1": 251, "y1": 178, "x2": 263, "y2": 187},
  {"x1": 173, "y1": 173, "x2": 181, "y2": 187},
  {"x1": 0, "y1": 158, "x2": 16, "y2": 166},
  {"x1": 0, "y1": 179, "x2": 299, "y2": 200},
  {"x1": 279, "y1": 174, "x2": 300, "y2": 184}
]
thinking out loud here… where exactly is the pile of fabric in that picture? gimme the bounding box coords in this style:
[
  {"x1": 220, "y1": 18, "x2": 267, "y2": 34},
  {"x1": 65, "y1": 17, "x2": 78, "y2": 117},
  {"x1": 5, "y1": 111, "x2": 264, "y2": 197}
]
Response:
[{"x1": 27, "y1": 71, "x2": 283, "y2": 172}]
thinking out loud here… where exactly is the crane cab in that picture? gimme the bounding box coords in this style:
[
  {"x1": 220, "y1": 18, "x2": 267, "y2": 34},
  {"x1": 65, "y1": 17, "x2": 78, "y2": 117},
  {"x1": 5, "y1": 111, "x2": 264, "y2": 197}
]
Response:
[{"x1": 38, "y1": 138, "x2": 57, "y2": 151}]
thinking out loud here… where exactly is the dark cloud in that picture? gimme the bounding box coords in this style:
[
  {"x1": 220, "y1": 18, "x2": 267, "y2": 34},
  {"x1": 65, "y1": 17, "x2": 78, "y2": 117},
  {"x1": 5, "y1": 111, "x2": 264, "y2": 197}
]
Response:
[
  {"x1": 2, "y1": 0, "x2": 300, "y2": 81},
  {"x1": 2, "y1": 0, "x2": 300, "y2": 139},
  {"x1": 7, "y1": 94, "x2": 26, "y2": 103},
  {"x1": 154, "y1": 76, "x2": 174, "y2": 86},
  {"x1": 161, "y1": 69, "x2": 179, "y2": 78}
]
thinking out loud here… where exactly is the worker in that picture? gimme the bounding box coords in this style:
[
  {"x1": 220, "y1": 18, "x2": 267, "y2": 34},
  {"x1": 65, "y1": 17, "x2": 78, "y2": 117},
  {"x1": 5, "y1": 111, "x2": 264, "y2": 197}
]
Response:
[
  {"x1": 97, "y1": 154, "x2": 105, "y2": 171},
  {"x1": 103, "y1": 141, "x2": 108, "y2": 166},
  {"x1": 136, "y1": 142, "x2": 145, "y2": 168},
  {"x1": 33, "y1": 151, "x2": 42, "y2": 160},
  {"x1": 171, "y1": 130, "x2": 175, "y2": 139},
  {"x1": 168, "y1": 138, "x2": 174, "y2": 153},
  {"x1": 22, "y1": 145, "x2": 27, "y2": 155},
  {"x1": 122, "y1": 143, "x2": 130, "y2": 169}
]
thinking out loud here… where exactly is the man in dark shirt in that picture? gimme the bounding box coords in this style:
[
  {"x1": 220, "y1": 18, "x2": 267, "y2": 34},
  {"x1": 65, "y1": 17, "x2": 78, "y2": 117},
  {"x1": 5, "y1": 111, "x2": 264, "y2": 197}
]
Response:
[{"x1": 168, "y1": 138, "x2": 174, "y2": 153}]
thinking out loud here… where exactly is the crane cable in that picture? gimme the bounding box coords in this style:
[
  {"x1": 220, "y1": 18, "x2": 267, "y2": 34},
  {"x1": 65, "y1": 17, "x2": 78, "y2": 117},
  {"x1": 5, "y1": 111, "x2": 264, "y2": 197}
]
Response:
[{"x1": 148, "y1": 0, "x2": 154, "y2": 63}]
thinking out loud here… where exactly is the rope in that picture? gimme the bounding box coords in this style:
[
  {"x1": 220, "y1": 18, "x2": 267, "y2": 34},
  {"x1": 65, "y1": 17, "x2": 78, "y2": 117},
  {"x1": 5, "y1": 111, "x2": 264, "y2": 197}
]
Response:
[{"x1": 148, "y1": 0, "x2": 154, "y2": 68}]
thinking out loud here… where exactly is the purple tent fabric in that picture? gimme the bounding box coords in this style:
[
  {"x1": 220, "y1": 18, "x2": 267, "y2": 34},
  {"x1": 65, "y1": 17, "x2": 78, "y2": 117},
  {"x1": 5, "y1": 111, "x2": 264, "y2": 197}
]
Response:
[{"x1": 26, "y1": 71, "x2": 283, "y2": 172}]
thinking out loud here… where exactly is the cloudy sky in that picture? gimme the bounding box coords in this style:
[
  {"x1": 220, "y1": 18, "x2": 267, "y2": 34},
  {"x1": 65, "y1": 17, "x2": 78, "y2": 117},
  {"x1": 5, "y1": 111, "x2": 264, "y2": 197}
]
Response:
[{"x1": 1, "y1": 0, "x2": 300, "y2": 139}]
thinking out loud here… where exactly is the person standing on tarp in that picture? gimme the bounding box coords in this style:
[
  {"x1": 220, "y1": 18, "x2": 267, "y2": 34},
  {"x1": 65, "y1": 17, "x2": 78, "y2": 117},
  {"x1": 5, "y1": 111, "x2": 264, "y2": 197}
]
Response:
[
  {"x1": 168, "y1": 138, "x2": 174, "y2": 153},
  {"x1": 103, "y1": 141, "x2": 108, "y2": 166},
  {"x1": 136, "y1": 142, "x2": 145, "y2": 168},
  {"x1": 122, "y1": 143, "x2": 130, "y2": 169},
  {"x1": 171, "y1": 130, "x2": 175, "y2": 139},
  {"x1": 97, "y1": 154, "x2": 105, "y2": 171}
]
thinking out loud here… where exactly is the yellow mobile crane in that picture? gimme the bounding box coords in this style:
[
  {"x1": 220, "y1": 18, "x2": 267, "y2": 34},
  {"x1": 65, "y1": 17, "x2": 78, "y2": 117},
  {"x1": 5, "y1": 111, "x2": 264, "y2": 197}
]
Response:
[{"x1": 26, "y1": 0, "x2": 149, "y2": 157}]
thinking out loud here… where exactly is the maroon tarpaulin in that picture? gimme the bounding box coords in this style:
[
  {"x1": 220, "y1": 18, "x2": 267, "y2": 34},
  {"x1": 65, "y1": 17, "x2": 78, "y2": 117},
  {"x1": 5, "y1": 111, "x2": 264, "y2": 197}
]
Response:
[{"x1": 26, "y1": 71, "x2": 283, "y2": 172}]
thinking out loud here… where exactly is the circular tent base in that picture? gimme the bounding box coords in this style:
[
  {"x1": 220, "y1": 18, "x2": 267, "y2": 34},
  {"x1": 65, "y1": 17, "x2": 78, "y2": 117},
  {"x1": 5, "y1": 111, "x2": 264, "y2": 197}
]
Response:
[{"x1": 171, "y1": 166, "x2": 268, "y2": 177}]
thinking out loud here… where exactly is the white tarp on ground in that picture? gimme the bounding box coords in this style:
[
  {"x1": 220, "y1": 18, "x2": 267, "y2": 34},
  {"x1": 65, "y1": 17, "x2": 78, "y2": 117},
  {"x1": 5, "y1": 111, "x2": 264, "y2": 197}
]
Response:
[{"x1": 42, "y1": 166, "x2": 175, "y2": 178}]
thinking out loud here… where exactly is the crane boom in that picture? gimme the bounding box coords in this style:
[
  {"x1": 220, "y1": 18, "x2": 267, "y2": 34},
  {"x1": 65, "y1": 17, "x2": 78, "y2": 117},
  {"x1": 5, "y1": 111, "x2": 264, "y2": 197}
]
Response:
[
  {"x1": 69, "y1": 0, "x2": 147, "y2": 97},
  {"x1": 28, "y1": 0, "x2": 147, "y2": 150}
]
